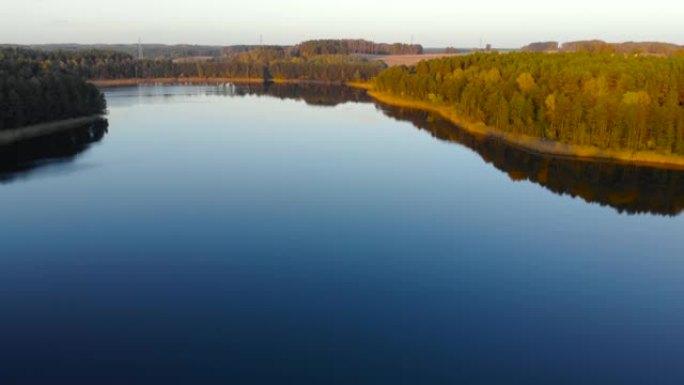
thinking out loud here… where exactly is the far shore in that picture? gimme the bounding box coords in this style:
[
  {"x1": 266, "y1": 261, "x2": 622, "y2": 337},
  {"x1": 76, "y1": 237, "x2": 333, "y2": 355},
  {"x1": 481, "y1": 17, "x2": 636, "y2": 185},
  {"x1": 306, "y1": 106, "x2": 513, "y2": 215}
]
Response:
[
  {"x1": 366, "y1": 53, "x2": 466, "y2": 67},
  {"x1": 351, "y1": 83, "x2": 684, "y2": 170},
  {"x1": 90, "y1": 77, "x2": 264, "y2": 87},
  {"x1": 89, "y1": 77, "x2": 351, "y2": 87},
  {"x1": 0, "y1": 115, "x2": 104, "y2": 146}
]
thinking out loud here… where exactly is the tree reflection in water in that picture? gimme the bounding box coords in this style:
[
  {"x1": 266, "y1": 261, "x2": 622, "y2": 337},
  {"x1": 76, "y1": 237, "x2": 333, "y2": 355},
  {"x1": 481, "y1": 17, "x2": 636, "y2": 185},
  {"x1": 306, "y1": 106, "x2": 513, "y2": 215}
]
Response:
[
  {"x1": 233, "y1": 82, "x2": 372, "y2": 107},
  {"x1": 6, "y1": 83, "x2": 683, "y2": 216},
  {"x1": 238, "y1": 82, "x2": 684, "y2": 216},
  {"x1": 0, "y1": 119, "x2": 109, "y2": 182},
  {"x1": 377, "y1": 105, "x2": 684, "y2": 216}
]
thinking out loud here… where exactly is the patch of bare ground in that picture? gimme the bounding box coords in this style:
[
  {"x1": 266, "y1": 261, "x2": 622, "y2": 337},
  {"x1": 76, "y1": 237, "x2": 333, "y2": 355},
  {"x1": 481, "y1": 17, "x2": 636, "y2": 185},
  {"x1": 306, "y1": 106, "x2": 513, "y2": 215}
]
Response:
[{"x1": 172, "y1": 56, "x2": 215, "y2": 64}]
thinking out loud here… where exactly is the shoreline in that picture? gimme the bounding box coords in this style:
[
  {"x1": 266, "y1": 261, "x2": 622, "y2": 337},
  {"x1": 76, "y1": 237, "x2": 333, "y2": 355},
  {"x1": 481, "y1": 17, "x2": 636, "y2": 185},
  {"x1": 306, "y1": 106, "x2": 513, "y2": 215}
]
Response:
[
  {"x1": 89, "y1": 77, "x2": 350, "y2": 87},
  {"x1": 353, "y1": 83, "x2": 684, "y2": 170},
  {"x1": 0, "y1": 115, "x2": 104, "y2": 146},
  {"x1": 90, "y1": 77, "x2": 264, "y2": 87}
]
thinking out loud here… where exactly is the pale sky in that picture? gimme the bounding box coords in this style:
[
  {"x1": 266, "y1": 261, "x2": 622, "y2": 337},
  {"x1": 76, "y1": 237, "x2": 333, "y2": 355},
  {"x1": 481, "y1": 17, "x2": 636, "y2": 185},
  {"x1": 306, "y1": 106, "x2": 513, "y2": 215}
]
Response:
[{"x1": 2, "y1": 0, "x2": 683, "y2": 48}]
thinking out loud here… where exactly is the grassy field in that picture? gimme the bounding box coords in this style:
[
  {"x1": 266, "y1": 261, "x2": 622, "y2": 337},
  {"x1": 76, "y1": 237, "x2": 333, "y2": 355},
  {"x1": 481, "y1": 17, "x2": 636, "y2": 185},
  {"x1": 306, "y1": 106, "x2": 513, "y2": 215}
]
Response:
[{"x1": 365, "y1": 53, "x2": 465, "y2": 67}]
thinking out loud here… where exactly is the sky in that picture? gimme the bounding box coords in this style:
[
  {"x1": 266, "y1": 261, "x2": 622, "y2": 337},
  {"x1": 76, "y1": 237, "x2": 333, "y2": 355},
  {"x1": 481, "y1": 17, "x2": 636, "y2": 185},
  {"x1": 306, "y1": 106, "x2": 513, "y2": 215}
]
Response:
[{"x1": 2, "y1": 0, "x2": 683, "y2": 48}]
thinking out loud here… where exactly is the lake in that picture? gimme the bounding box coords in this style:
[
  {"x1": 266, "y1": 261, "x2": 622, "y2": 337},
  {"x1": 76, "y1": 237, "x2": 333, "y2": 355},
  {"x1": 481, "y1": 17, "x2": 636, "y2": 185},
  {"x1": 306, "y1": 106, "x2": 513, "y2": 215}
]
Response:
[{"x1": 1, "y1": 83, "x2": 684, "y2": 385}]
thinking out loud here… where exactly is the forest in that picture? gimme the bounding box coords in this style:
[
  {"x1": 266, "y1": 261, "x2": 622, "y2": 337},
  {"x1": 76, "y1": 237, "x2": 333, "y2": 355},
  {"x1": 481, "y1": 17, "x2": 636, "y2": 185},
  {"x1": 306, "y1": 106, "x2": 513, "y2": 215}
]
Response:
[
  {"x1": 374, "y1": 52, "x2": 684, "y2": 155},
  {"x1": 1, "y1": 39, "x2": 414, "y2": 83},
  {"x1": 1, "y1": 43, "x2": 225, "y2": 59},
  {"x1": 6, "y1": 40, "x2": 423, "y2": 60},
  {"x1": 0, "y1": 48, "x2": 106, "y2": 130},
  {"x1": 10, "y1": 47, "x2": 386, "y2": 83},
  {"x1": 291, "y1": 40, "x2": 423, "y2": 57},
  {"x1": 149, "y1": 52, "x2": 384, "y2": 82},
  {"x1": 0, "y1": 44, "x2": 386, "y2": 129}
]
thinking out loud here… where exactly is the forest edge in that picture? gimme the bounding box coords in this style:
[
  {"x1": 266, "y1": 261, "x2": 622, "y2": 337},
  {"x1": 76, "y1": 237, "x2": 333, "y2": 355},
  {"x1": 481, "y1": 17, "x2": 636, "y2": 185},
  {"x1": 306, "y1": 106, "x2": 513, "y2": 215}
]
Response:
[{"x1": 349, "y1": 82, "x2": 684, "y2": 170}]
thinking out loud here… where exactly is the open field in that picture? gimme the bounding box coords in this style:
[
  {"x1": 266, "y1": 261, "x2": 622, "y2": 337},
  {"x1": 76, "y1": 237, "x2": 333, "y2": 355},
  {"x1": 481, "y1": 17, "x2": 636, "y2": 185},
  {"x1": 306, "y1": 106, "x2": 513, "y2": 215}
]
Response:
[
  {"x1": 367, "y1": 53, "x2": 466, "y2": 66},
  {"x1": 172, "y1": 56, "x2": 214, "y2": 63}
]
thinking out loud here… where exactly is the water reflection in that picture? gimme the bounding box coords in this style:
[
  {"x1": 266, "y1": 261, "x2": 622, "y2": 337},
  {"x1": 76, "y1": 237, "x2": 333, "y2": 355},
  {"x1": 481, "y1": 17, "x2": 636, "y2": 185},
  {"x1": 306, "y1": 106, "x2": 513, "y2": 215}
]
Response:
[
  {"x1": 0, "y1": 119, "x2": 109, "y2": 182},
  {"x1": 225, "y1": 82, "x2": 684, "y2": 216},
  {"x1": 235, "y1": 83, "x2": 372, "y2": 106},
  {"x1": 105, "y1": 83, "x2": 371, "y2": 108},
  {"x1": 377, "y1": 105, "x2": 684, "y2": 216},
  {"x1": 12, "y1": 83, "x2": 682, "y2": 216},
  {"x1": 226, "y1": 83, "x2": 684, "y2": 217}
]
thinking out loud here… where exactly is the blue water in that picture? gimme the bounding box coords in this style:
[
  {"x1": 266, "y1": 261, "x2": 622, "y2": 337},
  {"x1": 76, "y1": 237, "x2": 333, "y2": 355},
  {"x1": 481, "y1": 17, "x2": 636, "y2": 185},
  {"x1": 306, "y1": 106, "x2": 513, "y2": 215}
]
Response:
[{"x1": 1, "y1": 84, "x2": 684, "y2": 384}]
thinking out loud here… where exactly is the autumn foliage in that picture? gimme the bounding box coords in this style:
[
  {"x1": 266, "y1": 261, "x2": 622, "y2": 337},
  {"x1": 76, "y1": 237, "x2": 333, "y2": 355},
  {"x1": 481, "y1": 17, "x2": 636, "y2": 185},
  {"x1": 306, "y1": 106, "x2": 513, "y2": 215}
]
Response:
[{"x1": 375, "y1": 52, "x2": 684, "y2": 155}]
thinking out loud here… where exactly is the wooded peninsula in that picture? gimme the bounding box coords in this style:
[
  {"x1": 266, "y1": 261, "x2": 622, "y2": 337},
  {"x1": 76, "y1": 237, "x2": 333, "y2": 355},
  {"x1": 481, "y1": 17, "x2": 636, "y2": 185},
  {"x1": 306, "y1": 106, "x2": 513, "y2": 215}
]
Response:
[{"x1": 0, "y1": 48, "x2": 106, "y2": 130}]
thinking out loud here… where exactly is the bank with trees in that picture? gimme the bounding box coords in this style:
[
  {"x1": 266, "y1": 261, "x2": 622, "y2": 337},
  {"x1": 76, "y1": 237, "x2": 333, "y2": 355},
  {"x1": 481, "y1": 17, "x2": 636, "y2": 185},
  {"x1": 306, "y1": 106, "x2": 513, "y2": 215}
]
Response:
[
  {"x1": 372, "y1": 52, "x2": 684, "y2": 164},
  {"x1": 0, "y1": 48, "x2": 106, "y2": 130}
]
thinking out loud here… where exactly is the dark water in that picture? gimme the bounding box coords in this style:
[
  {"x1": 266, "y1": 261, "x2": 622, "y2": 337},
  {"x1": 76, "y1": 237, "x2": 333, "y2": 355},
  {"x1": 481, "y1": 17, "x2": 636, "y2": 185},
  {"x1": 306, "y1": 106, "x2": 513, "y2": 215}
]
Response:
[{"x1": 1, "y1": 84, "x2": 684, "y2": 385}]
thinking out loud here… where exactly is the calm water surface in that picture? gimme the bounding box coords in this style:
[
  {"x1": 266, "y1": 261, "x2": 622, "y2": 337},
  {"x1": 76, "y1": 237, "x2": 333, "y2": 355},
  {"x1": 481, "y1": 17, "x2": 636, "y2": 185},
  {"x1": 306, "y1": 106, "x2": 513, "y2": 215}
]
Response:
[{"x1": 1, "y1": 84, "x2": 684, "y2": 385}]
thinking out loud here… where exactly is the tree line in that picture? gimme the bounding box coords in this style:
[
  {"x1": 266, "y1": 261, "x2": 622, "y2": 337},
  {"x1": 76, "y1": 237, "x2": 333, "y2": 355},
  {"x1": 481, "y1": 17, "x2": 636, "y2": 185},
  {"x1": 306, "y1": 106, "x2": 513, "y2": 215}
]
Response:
[
  {"x1": 0, "y1": 43, "x2": 225, "y2": 60},
  {"x1": 7, "y1": 47, "x2": 386, "y2": 83},
  {"x1": 0, "y1": 48, "x2": 106, "y2": 130},
  {"x1": 291, "y1": 40, "x2": 423, "y2": 57},
  {"x1": 522, "y1": 40, "x2": 684, "y2": 56},
  {"x1": 0, "y1": 45, "x2": 387, "y2": 129},
  {"x1": 374, "y1": 52, "x2": 684, "y2": 155},
  {"x1": 1, "y1": 39, "x2": 412, "y2": 83},
  {"x1": 4, "y1": 40, "x2": 423, "y2": 60},
  {"x1": 158, "y1": 53, "x2": 385, "y2": 82}
]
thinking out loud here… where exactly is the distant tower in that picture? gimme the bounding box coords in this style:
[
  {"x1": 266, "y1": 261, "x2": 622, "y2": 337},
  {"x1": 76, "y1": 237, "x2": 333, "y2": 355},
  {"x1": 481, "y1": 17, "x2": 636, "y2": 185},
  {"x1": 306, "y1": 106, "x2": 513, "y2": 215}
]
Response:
[
  {"x1": 138, "y1": 38, "x2": 144, "y2": 60},
  {"x1": 136, "y1": 38, "x2": 144, "y2": 79},
  {"x1": 411, "y1": 35, "x2": 414, "y2": 45}
]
